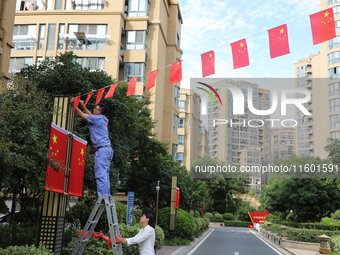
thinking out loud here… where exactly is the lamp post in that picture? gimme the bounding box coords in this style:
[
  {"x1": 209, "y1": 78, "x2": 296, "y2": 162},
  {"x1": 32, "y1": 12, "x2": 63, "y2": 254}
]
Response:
[
  {"x1": 225, "y1": 196, "x2": 228, "y2": 213},
  {"x1": 156, "y1": 181, "x2": 160, "y2": 226}
]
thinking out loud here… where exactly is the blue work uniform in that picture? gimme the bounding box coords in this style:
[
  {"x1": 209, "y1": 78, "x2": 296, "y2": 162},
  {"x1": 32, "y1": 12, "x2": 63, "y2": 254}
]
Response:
[{"x1": 87, "y1": 115, "x2": 114, "y2": 197}]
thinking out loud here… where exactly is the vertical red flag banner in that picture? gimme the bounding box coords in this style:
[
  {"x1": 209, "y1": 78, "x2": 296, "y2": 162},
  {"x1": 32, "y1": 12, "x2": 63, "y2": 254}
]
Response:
[
  {"x1": 201, "y1": 50, "x2": 215, "y2": 77},
  {"x1": 127, "y1": 76, "x2": 138, "y2": 96},
  {"x1": 174, "y1": 187, "x2": 180, "y2": 208},
  {"x1": 84, "y1": 92, "x2": 94, "y2": 106},
  {"x1": 310, "y1": 8, "x2": 336, "y2": 45},
  {"x1": 169, "y1": 60, "x2": 183, "y2": 84},
  {"x1": 147, "y1": 69, "x2": 159, "y2": 90},
  {"x1": 95, "y1": 88, "x2": 106, "y2": 105},
  {"x1": 73, "y1": 96, "x2": 81, "y2": 110},
  {"x1": 268, "y1": 24, "x2": 290, "y2": 58},
  {"x1": 45, "y1": 123, "x2": 69, "y2": 194},
  {"x1": 104, "y1": 83, "x2": 120, "y2": 98},
  {"x1": 68, "y1": 134, "x2": 87, "y2": 197},
  {"x1": 230, "y1": 39, "x2": 249, "y2": 69}
]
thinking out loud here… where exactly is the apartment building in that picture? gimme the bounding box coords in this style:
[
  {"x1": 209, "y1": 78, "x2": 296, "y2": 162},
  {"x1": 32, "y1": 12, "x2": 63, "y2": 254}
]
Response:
[
  {"x1": 11, "y1": 0, "x2": 183, "y2": 154},
  {"x1": 270, "y1": 127, "x2": 296, "y2": 166},
  {"x1": 206, "y1": 79, "x2": 271, "y2": 196},
  {"x1": 0, "y1": 0, "x2": 16, "y2": 89},
  {"x1": 177, "y1": 89, "x2": 209, "y2": 170}
]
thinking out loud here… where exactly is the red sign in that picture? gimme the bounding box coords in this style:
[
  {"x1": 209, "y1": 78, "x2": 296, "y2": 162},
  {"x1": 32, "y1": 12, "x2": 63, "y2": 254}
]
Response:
[{"x1": 248, "y1": 210, "x2": 270, "y2": 224}]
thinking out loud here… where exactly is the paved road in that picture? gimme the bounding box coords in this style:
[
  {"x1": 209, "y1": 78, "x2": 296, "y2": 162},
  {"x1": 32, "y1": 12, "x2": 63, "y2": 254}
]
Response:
[{"x1": 188, "y1": 227, "x2": 285, "y2": 255}]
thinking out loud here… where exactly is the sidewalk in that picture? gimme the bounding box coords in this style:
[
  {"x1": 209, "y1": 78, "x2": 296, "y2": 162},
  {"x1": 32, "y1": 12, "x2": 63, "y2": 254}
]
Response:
[{"x1": 156, "y1": 224, "x2": 320, "y2": 255}]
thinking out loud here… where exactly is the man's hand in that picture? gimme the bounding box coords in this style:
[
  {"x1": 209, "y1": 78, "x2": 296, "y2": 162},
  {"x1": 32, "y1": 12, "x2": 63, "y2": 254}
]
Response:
[
  {"x1": 70, "y1": 97, "x2": 75, "y2": 105},
  {"x1": 79, "y1": 100, "x2": 84, "y2": 108}
]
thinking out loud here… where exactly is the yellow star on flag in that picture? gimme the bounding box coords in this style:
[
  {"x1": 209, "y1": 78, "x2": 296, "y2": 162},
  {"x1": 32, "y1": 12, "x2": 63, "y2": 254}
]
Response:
[
  {"x1": 80, "y1": 148, "x2": 84, "y2": 156},
  {"x1": 324, "y1": 11, "x2": 329, "y2": 17},
  {"x1": 280, "y1": 28, "x2": 285, "y2": 34},
  {"x1": 240, "y1": 43, "x2": 244, "y2": 47},
  {"x1": 52, "y1": 134, "x2": 57, "y2": 144}
]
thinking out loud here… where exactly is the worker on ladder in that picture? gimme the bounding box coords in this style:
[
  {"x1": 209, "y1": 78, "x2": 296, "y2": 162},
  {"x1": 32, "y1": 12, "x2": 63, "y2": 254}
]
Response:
[{"x1": 71, "y1": 99, "x2": 113, "y2": 197}]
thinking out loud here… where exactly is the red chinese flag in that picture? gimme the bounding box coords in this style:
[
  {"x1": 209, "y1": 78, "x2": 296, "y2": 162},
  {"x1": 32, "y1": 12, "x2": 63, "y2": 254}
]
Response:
[
  {"x1": 45, "y1": 123, "x2": 69, "y2": 194},
  {"x1": 127, "y1": 76, "x2": 138, "y2": 96},
  {"x1": 147, "y1": 69, "x2": 159, "y2": 90},
  {"x1": 95, "y1": 88, "x2": 106, "y2": 105},
  {"x1": 169, "y1": 60, "x2": 182, "y2": 84},
  {"x1": 310, "y1": 8, "x2": 336, "y2": 45},
  {"x1": 104, "y1": 83, "x2": 119, "y2": 98},
  {"x1": 68, "y1": 135, "x2": 87, "y2": 197},
  {"x1": 73, "y1": 96, "x2": 81, "y2": 110},
  {"x1": 201, "y1": 50, "x2": 215, "y2": 77},
  {"x1": 84, "y1": 92, "x2": 94, "y2": 106},
  {"x1": 268, "y1": 24, "x2": 290, "y2": 58},
  {"x1": 230, "y1": 39, "x2": 249, "y2": 69}
]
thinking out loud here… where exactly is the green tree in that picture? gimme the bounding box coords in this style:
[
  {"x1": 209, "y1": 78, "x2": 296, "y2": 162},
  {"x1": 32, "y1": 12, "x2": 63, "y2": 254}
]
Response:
[
  {"x1": 0, "y1": 77, "x2": 51, "y2": 243},
  {"x1": 260, "y1": 155, "x2": 340, "y2": 222},
  {"x1": 325, "y1": 138, "x2": 340, "y2": 165},
  {"x1": 191, "y1": 155, "x2": 249, "y2": 214}
]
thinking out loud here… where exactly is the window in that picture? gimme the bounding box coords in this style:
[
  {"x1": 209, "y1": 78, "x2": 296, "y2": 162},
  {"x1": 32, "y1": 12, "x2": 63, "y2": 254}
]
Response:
[
  {"x1": 126, "y1": 31, "x2": 147, "y2": 50},
  {"x1": 329, "y1": 36, "x2": 340, "y2": 50},
  {"x1": 334, "y1": 5, "x2": 340, "y2": 18},
  {"x1": 328, "y1": 0, "x2": 340, "y2": 5},
  {"x1": 124, "y1": 63, "x2": 145, "y2": 82},
  {"x1": 38, "y1": 24, "x2": 46, "y2": 50},
  {"x1": 13, "y1": 25, "x2": 36, "y2": 50},
  {"x1": 127, "y1": 0, "x2": 148, "y2": 17},
  {"x1": 67, "y1": 24, "x2": 107, "y2": 50},
  {"x1": 172, "y1": 144, "x2": 178, "y2": 160},
  {"x1": 328, "y1": 51, "x2": 340, "y2": 65},
  {"x1": 57, "y1": 24, "x2": 65, "y2": 49},
  {"x1": 76, "y1": 57, "x2": 105, "y2": 70},
  {"x1": 68, "y1": 0, "x2": 105, "y2": 10},
  {"x1": 331, "y1": 131, "x2": 340, "y2": 140},
  {"x1": 178, "y1": 118, "x2": 185, "y2": 128},
  {"x1": 178, "y1": 135, "x2": 184, "y2": 146},
  {"x1": 329, "y1": 82, "x2": 340, "y2": 96},
  {"x1": 179, "y1": 100, "x2": 186, "y2": 110},
  {"x1": 47, "y1": 24, "x2": 56, "y2": 50},
  {"x1": 173, "y1": 115, "x2": 178, "y2": 133},
  {"x1": 330, "y1": 114, "x2": 340, "y2": 128},
  {"x1": 9, "y1": 57, "x2": 33, "y2": 74},
  {"x1": 176, "y1": 153, "x2": 184, "y2": 163},
  {"x1": 17, "y1": 0, "x2": 42, "y2": 10},
  {"x1": 328, "y1": 67, "x2": 340, "y2": 80},
  {"x1": 330, "y1": 98, "x2": 340, "y2": 112},
  {"x1": 174, "y1": 86, "x2": 180, "y2": 105}
]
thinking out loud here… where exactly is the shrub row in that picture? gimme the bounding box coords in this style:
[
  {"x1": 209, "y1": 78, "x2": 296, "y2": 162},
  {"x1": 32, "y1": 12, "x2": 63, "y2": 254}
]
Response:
[
  {"x1": 267, "y1": 220, "x2": 340, "y2": 231},
  {"x1": 223, "y1": 221, "x2": 252, "y2": 227},
  {"x1": 264, "y1": 223, "x2": 340, "y2": 243}
]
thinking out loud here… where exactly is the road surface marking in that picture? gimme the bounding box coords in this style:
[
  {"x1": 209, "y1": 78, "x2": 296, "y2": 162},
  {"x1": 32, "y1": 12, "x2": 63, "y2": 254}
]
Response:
[
  {"x1": 187, "y1": 229, "x2": 215, "y2": 255},
  {"x1": 235, "y1": 252, "x2": 239, "y2": 255},
  {"x1": 250, "y1": 230, "x2": 284, "y2": 255}
]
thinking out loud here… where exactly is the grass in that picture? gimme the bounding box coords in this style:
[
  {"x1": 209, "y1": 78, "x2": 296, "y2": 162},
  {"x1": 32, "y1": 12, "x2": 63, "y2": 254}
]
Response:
[{"x1": 163, "y1": 237, "x2": 191, "y2": 246}]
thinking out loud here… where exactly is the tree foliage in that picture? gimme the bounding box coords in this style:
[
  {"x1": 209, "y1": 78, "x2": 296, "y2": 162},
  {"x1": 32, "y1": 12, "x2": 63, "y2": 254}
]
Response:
[{"x1": 260, "y1": 155, "x2": 340, "y2": 222}]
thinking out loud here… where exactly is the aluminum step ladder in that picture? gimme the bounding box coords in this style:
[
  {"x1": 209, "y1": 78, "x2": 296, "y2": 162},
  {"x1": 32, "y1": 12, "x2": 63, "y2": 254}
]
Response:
[{"x1": 72, "y1": 194, "x2": 123, "y2": 255}]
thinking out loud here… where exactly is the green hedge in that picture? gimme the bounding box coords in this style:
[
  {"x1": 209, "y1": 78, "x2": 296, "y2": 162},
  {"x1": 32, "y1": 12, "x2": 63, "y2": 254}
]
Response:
[
  {"x1": 268, "y1": 221, "x2": 340, "y2": 231},
  {"x1": 223, "y1": 221, "x2": 252, "y2": 227},
  {"x1": 0, "y1": 245, "x2": 52, "y2": 255},
  {"x1": 264, "y1": 223, "x2": 340, "y2": 243},
  {"x1": 158, "y1": 207, "x2": 195, "y2": 240},
  {"x1": 62, "y1": 224, "x2": 164, "y2": 255}
]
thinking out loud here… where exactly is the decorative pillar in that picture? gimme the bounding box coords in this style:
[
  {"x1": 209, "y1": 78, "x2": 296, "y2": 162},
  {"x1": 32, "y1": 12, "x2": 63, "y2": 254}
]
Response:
[
  {"x1": 169, "y1": 176, "x2": 177, "y2": 239},
  {"x1": 318, "y1": 234, "x2": 331, "y2": 254},
  {"x1": 266, "y1": 222, "x2": 272, "y2": 232},
  {"x1": 281, "y1": 225, "x2": 288, "y2": 237},
  {"x1": 38, "y1": 96, "x2": 74, "y2": 254}
]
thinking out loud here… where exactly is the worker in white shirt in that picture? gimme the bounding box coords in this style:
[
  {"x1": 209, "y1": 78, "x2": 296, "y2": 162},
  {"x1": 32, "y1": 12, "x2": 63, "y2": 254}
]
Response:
[{"x1": 118, "y1": 210, "x2": 156, "y2": 255}]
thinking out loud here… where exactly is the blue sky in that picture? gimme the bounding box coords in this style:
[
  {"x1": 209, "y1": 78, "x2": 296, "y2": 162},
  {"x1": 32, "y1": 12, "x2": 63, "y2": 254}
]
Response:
[{"x1": 179, "y1": 0, "x2": 321, "y2": 88}]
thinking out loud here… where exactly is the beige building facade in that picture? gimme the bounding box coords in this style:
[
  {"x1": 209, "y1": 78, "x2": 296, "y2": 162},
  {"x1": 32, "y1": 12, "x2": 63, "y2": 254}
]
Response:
[
  {"x1": 206, "y1": 79, "x2": 271, "y2": 196},
  {"x1": 11, "y1": 0, "x2": 183, "y2": 154},
  {"x1": 177, "y1": 89, "x2": 208, "y2": 170},
  {"x1": 0, "y1": 0, "x2": 16, "y2": 89},
  {"x1": 270, "y1": 127, "x2": 296, "y2": 166}
]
